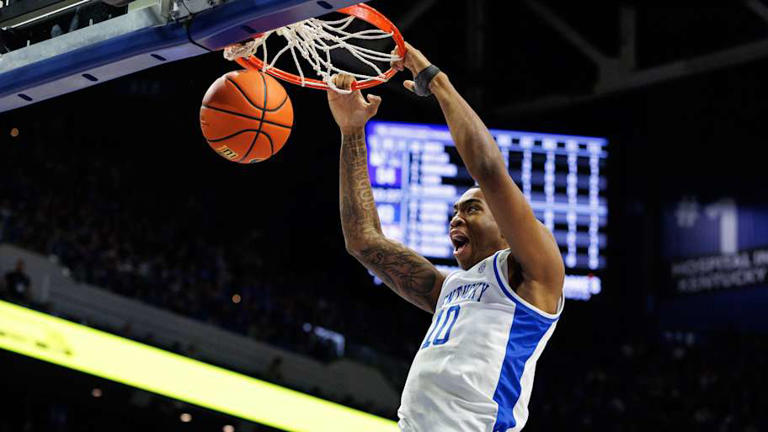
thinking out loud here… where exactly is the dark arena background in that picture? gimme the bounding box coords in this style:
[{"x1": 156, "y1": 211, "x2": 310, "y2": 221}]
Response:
[{"x1": 2, "y1": 1, "x2": 768, "y2": 431}]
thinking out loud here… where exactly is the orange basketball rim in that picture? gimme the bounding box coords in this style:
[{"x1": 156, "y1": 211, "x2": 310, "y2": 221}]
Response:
[{"x1": 232, "y1": 4, "x2": 406, "y2": 92}]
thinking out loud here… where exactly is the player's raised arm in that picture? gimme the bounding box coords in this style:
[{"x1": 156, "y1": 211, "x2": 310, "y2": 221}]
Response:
[
  {"x1": 395, "y1": 43, "x2": 564, "y2": 312},
  {"x1": 328, "y1": 74, "x2": 444, "y2": 313}
]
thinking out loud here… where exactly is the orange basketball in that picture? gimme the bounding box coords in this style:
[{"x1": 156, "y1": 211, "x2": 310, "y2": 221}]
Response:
[{"x1": 200, "y1": 70, "x2": 293, "y2": 163}]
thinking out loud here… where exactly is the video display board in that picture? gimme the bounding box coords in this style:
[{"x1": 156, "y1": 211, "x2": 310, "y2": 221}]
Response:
[{"x1": 366, "y1": 121, "x2": 608, "y2": 300}]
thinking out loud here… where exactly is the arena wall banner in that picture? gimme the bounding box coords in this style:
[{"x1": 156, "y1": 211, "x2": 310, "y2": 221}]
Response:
[
  {"x1": 658, "y1": 197, "x2": 768, "y2": 331},
  {"x1": 663, "y1": 197, "x2": 768, "y2": 295},
  {"x1": 0, "y1": 300, "x2": 398, "y2": 432},
  {"x1": 670, "y1": 247, "x2": 768, "y2": 294}
]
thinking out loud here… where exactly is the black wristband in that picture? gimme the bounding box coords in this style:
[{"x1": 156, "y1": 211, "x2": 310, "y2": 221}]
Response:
[{"x1": 414, "y1": 65, "x2": 441, "y2": 96}]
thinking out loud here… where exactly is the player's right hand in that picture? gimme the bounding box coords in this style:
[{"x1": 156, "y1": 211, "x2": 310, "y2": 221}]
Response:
[
  {"x1": 391, "y1": 42, "x2": 433, "y2": 93},
  {"x1": 327, "y1": 74, "x2": 382, "y2": 134}
]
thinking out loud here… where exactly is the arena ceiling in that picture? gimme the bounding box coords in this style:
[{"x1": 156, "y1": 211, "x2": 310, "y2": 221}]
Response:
[{"x1": 374, "y1": 1, "x2": 768, "y2": 116}]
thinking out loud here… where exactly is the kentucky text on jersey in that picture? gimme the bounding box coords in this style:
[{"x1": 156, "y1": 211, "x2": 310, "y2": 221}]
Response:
[
  {"x1": 398, "y1": 250, "x2": 564, "y2": 432},
  {"x1": 442, "y1": 282, "x2": 490, "y2": 307}
]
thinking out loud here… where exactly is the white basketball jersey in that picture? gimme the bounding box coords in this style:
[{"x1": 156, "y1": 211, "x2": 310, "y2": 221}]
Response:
[{"x1": 398, "y1": 249, "x2": 564, "y2": 432}]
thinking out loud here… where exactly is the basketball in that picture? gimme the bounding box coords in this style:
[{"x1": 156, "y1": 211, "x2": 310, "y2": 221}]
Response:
[{"x1": 200, "y1": 70, "x2": 293, "y2": 163}]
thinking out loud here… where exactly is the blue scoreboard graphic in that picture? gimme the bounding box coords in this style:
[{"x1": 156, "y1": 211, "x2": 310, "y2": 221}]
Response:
[{"x1": 365, "y1": 121, "x2": 608, "y2": 301}]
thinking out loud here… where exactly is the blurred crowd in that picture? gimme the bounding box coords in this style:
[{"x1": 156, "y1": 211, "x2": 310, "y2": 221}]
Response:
[
  {"x1": 0, "y1": 124, "x2": 423, "y2": 370},
  {"x1": 527, "y1": 331, "x2": 767, "y2": 431},
  {"x1": 1, "y1": 346, "x2": 272, "y2": 432}
]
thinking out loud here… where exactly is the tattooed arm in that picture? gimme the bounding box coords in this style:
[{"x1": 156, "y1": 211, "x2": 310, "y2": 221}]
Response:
[
  {"x1": 329, "y1": 75, "x2": 444, "y2": 313},
  {"x1": 339, "y1": 129, "x2": 444, "y2": 313}
]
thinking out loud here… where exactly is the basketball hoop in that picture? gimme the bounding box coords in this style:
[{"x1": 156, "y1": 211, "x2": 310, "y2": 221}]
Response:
[{"x1": 223, "y1": 4, "x2": 405, "y2": 93}]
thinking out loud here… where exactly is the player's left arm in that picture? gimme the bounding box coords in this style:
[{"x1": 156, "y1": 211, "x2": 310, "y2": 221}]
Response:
[
  {"x1": 329, "y1": 74, "x2": 445, "y2": 314},
  {"x1": 396, "y1": 43, "x2": 565, "y2": 312}
]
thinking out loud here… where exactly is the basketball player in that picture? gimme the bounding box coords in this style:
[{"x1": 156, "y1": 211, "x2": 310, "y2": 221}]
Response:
[{"x1": 327, "y1": 42, "x2": 565, "y2": 431}]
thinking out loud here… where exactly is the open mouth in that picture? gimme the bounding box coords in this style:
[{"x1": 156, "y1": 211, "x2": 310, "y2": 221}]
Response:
[{"x1": 450, "y1": 233, "x2": 470, "y2": 257}]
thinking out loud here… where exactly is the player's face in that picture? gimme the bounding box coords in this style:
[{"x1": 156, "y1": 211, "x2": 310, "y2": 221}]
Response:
[{"x1": 449, "y1": 188, "x2": 507, "y2": 270}]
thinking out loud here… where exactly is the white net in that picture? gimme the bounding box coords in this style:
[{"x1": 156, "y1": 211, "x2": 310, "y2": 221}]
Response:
[{"x1": 223, "y1": 15, "x2": 401, "y2": 93}]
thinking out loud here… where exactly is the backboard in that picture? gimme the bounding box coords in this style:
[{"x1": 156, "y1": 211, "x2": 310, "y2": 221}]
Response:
[{"x1": 0, "y1": 0, "x2": 363, "y2": 113}]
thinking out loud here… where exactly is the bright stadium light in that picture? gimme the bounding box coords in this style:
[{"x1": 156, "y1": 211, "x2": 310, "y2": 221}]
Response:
[{"x1": 0, "y1": 300, "x2": 398, "y2": 432}]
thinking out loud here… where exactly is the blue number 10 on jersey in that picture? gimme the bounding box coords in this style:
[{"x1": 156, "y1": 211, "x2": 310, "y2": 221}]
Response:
[
  {"x1": 399, "y1": 251, "x2": 564, "y2": 432},
  {"x1": 421, "y1": 305, "x2": 461, "y2": 349}
]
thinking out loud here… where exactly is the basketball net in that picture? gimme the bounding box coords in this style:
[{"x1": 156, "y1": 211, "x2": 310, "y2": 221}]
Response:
[{"x1": 223, "y1": 15, "x2": 401, "y2": 94}]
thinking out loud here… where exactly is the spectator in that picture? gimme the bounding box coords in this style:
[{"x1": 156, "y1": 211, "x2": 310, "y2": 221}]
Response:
[
  {"x1": 265, "y1": 356, "x2": 284, "y2": 383},
  {"x1": 4, "y1": 259, "x2": 31, "y2": 303}
]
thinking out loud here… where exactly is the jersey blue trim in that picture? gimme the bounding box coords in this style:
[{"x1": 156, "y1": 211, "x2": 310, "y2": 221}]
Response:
[
  {"x1": 491, "y1": 306, "x2": 553, "y2": 431},
  {"x1": 490, "y1": 250, "x2": 559, "y2": 430},
  {"x1": 491, "y1": 251, "x2": 560, "y2": 323}
]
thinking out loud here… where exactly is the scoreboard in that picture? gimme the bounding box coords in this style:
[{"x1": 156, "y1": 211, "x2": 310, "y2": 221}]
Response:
[{"x1": 365, "y1": 121, "x2": 608, "y2": 300}]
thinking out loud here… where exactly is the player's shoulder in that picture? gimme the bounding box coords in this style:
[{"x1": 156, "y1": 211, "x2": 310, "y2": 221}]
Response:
[{"x1": 493, "y1": 248, "x2": 564, "y2": 319}]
